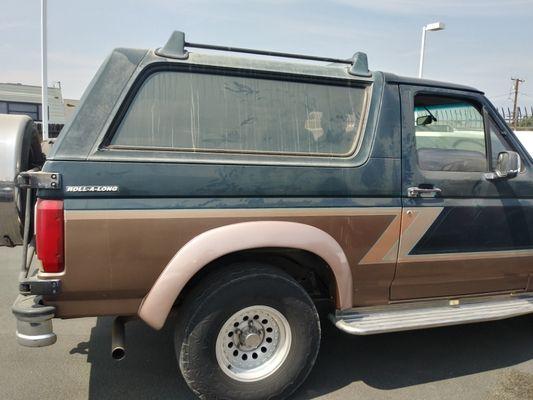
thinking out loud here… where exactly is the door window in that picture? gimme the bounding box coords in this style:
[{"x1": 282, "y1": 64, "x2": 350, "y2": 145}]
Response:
[
  {"x1": 487, "y1": 117, "x2": 513, "y2": 168},
  {"x1": 414, "y1": 95, "x2": 487, "y2": 172}
]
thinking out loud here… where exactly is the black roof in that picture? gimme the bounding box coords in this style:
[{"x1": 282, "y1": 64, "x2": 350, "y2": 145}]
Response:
[{"x1": 383, "y1": 72, "x2": 483, "y2": 94}]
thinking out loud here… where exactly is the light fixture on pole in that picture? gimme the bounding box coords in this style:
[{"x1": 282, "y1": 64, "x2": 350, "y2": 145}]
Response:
[
  {"x1": 418, "y1": 22, "x2": 445, "y2": 78},
  {"x1": 41, "y1": 0, "x2": 49, "y2": 142}
]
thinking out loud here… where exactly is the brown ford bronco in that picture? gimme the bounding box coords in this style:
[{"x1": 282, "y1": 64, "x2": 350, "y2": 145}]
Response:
[{"x1": 2, "y1": 31, "x2": 533, "y2": 400}]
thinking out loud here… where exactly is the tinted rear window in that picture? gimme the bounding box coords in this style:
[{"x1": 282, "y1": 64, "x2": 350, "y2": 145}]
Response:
[{"x1": 111, "y1": 71, "x2": 368, "y2": 156}]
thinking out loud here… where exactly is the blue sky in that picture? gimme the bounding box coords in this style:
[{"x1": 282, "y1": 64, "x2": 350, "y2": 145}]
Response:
[{"x1": 1, "y1": 0, "x2": 532, "y2": 110}]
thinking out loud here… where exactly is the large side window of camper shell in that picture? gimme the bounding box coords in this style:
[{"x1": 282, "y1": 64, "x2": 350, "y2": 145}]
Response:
[{"x1": 110, "y1": 70, "x2": 368, "y2": 157}]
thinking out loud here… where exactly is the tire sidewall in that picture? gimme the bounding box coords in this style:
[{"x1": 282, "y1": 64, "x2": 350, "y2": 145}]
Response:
[{"x1": 176, "y1": 266, "x2": 321, "y2": 400}]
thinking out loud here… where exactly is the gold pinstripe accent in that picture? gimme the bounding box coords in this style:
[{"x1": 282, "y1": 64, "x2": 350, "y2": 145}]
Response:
[
  {"x1": 64, "y1": 207, "x2": 402, "y2": 220},
  {"x1": 398, "y1": 207, "x2": 443, "y2": 261},
  {"x1": 359, "y1": 213, "x2": 402, "y2": 264}
]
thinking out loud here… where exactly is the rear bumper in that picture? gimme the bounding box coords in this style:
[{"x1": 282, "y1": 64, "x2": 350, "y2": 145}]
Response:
[
  {"x1": 19, "y1": 277, "x2": 61, "y2": 296},
  {"x1": 12, "y1": 294, "x2": 57, "y2": 347}
]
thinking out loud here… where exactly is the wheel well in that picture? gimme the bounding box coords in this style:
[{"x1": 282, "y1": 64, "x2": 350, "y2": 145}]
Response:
[{"x1": 175, "y1": 247, "x2": 337, "y2": 310}]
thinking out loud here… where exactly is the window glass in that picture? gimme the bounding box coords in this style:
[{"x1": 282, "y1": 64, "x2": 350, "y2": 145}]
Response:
[
  {"x1": 0, "y1": 102, "x2": 7, "y2": 114},
  {"x1": 111, "y1": 71, "x2": 367, "y2": 156},
  {"x1": 9, "y1": 102, "x2": 37, "y2": 113},
  {"x1": 414, "y1": 95, "x2": 487, "y2": 172},
  {"x1": 7, "y1": 102, "x2": 40, "y2": 121},
  {"x1": 488, "y1": 118, "x2": 512, "y2": 167}
]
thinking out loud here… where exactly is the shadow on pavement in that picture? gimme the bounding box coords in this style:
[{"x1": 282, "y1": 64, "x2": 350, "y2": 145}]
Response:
[
  {"x1": 82, "y1": 314, "x2": 533, "y2": 399},
  {"x1": 296, "y1": 315, "x2": 533, "y2": 399},
  {"x1": 85, "y1": 315, "x2": 195, "y2": 399}
]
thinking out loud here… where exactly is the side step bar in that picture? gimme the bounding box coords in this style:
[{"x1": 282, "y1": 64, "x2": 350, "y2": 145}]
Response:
[{"x1": 333, "y1": 293, "x2": 533, "y2": 335}]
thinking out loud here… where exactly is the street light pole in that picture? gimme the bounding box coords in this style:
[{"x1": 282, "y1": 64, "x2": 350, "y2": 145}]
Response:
[
  {"x1": 418, "y1": 27, "x2": 427, "y2": 78},
  {"x1": 418, "y1": 22, "x2": 445, "y2": 79},
  {"x1": 41, "y1": 0, "x2": 49, "y2": 142}
]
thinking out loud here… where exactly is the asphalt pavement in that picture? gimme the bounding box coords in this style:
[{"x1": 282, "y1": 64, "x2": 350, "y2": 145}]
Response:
[{"x1": 1, "y1": 247, "x2": 533, "y2": 400}]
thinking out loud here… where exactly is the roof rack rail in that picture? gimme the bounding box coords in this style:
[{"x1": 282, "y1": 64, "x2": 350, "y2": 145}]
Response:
[{"x1": 156, "y1": 31, "x2": 371, "y2": 77}]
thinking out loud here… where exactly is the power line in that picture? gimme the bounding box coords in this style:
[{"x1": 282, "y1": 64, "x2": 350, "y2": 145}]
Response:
[{"x1": 492, "y1": 93, "x2": 514, "y2": 99}]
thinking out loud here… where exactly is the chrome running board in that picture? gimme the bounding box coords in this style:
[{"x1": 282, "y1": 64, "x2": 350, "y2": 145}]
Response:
[{"x1": 333, "y1": 293, "x2": 533, "y2": 335}]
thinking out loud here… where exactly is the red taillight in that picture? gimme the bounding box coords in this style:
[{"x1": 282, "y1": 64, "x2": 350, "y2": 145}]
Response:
[{"x1": 36, "y1": 199, "x2": 64, "y2": 273}]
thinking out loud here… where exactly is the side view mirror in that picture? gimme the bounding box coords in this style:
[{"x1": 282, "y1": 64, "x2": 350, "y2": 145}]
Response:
[{"x1": 484, "y1": 151, "x2": 521, "y2": 181}]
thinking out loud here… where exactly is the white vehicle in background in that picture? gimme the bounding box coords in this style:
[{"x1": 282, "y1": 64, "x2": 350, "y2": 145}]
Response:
[{"x1": 514, "y1": 131, "x2": 533, "y2": 158}]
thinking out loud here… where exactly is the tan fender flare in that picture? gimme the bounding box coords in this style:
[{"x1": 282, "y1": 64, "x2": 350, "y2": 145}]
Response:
[{"x1": 138, "y1": 221, "x2": 353, "y2": 329}]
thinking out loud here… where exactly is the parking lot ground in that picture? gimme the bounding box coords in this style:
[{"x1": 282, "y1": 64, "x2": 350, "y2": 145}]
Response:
[{"x1": 1, "y1": 247, "x2": 533, "y2": 399}]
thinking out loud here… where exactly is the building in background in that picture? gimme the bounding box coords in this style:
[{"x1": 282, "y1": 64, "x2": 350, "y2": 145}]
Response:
[
  {"x1": 0, "y1": 82, "x2": 77, "y2": 138},
  {"x1": 63, "y1": 98, "x2": 79, "y2": 122}
]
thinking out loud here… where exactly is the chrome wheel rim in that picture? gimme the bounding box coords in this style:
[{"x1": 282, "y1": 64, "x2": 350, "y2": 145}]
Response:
[{"x1": 215, "y1": 305, "x2": 292, "y2": 382}]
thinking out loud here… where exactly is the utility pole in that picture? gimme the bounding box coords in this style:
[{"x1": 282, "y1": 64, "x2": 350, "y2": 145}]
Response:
[{"x1": 511, "y1": 77, "x2": 525, "y2": 130}]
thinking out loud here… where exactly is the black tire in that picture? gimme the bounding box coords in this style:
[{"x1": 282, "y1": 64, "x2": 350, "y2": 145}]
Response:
[{"x1": 175, "y1": 263, "x2": 321, "y2": 400}]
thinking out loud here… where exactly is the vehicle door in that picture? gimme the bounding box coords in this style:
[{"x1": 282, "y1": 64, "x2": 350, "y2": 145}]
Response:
[{"x1": 392, "y1": 85, "x2": 533, "y2": 300}]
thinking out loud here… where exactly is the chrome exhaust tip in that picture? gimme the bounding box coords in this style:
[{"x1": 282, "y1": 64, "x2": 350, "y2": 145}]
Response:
[
  {"x1": 111, "y1": 345, "x2": 126, "y2": 361},
  {"x1": 111, "y1": 316, "x2": 133, "y2": 361}
]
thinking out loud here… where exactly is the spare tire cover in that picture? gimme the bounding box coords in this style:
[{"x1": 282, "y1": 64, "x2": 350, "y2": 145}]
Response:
[{"x1": 0, "y1": 114, "x2": 43, "y2": 246}]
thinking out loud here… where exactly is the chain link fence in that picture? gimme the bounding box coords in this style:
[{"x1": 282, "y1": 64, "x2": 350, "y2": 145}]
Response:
[{"x1": 499, "y1": 106, "x2": 533, "y2": 130}]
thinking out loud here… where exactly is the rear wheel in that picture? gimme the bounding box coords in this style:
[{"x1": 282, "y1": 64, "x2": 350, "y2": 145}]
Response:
[{"x1": 175, "y1": 263, "x2": 321, "y2": 400}]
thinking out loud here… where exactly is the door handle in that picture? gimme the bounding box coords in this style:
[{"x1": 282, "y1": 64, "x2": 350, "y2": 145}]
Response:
[{"x1": 407, "y1": 186, "x2": 442, "y2": 198}]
